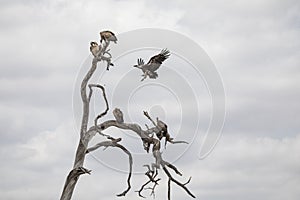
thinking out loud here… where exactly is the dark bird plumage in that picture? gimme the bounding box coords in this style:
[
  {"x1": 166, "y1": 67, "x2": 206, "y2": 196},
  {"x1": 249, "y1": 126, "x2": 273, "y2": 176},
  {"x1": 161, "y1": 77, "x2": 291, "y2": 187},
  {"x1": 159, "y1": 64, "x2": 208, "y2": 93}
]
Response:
[
  {"x1": 100, "y1": 30, "x2": 118, "y2": 44},
  {"x1": 133, "y1": 49, "x2": 170, "y2": 81},
  {"x1": 156, "y1": 118, "x2": 168, "y2": 140}
]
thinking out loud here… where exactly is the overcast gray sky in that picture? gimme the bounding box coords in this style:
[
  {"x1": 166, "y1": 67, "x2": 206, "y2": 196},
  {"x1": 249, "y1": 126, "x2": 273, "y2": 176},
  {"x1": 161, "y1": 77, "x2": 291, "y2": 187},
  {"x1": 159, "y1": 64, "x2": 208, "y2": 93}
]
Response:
[{"x1": 0, "y1": 0, "x2": 300, "y2": 199}]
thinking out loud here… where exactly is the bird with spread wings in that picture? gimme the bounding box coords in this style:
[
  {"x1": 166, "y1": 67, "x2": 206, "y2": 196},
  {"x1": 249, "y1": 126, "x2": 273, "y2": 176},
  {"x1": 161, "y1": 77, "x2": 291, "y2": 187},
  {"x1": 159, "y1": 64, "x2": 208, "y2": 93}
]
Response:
[{"x1": 133, "y1": 49, "x2": 170, "y2": 81}]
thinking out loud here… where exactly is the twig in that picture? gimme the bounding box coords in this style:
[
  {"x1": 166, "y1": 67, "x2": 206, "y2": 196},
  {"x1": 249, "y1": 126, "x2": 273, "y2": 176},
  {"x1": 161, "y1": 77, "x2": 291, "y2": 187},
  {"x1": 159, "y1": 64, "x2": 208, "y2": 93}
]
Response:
[
  {"x1": 168, "y1": 139, "x2": 189, "y2": 145},
  {"x1": 88, "y1": 84, "x2": 109, "y2": 120},
  {"x1": 136, "y1": 165, "x2": 161, "y2": 198},
  {"x1": 143, "y1": 111, "x2": 157, "y2": 127},
  {"x1": 163, "y1": 167, "x2": 195, "y2": 199},
  {"x1": 87, "y1": 84, "x2": 110, "y2": 137},
  {"x1": 136, "y1": 180, "x2": 151, "y2": 198}
]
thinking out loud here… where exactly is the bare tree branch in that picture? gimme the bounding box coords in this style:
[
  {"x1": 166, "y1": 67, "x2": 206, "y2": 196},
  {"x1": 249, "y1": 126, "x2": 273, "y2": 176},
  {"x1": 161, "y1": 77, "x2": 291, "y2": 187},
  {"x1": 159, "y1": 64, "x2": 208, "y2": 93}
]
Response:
[
  {"x1": 60, "y1": 40, "x2": 113, "y2": 200},
  {"x1": 89, "y1": 83, "x2": 110, "y2": 138},
  {"x1": 163, "y1": 166, "x2": 195, "y2": 199},
  {"x1": 168, "y1": 139, "x2": 189, "y2": 145},
  {"x1": 88, "y1": 84, "x2": 109, "y2": 120},
  {"x1": 143, "y1": 111, "x2": 157, "y2": 127},
  {"x1": 168, "y1": 178, "x2": 171, "y2": 200},
  {"x1": 136, "y1": 165, "x2": 161, "y2": 198},
  {"x1": 92, "y1": 110, "x2": 194, "y2": 199},
  {"x1": 136, "y1": 180, "x2": 151, "y2": 198},
  {"x1": 60, "y1": 32, "x2": 195, "y2": 200},
  {"x1": 86, "y1": 138, "x2": 133, "y2": 197}
]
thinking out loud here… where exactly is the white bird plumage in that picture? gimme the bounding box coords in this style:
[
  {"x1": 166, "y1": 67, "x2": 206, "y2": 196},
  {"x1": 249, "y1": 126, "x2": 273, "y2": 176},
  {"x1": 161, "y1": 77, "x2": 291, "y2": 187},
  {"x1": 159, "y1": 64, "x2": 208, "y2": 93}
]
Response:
[{"x1": 89, "y1": 41, "x2": 101, "y2": 57}]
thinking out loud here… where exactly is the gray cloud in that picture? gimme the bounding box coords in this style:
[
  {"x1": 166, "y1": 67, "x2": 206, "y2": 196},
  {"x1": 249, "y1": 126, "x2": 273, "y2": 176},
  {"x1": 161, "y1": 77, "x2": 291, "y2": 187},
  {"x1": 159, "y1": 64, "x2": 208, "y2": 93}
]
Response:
[
  {"x1": 187, "y1": 134, "x2": 300, "y2": 200},
  {"x1": 0, "y1": 0, "x2": 299, "y2": 199}
]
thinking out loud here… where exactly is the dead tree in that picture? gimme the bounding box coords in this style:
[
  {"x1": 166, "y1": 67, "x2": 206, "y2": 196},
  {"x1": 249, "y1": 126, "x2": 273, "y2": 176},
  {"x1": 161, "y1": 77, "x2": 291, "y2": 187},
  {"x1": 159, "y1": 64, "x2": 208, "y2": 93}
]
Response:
[{"x1": 59, "y1": 32, "x2": 195, "y2": 200}]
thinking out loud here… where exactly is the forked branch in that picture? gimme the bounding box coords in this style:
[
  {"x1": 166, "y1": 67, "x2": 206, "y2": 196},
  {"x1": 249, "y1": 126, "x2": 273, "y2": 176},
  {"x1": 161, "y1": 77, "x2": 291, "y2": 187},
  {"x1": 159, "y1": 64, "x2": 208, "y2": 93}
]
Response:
[
  {"x1": 91, "y1": 109, "x2": 194, "y2": 199},
  {"x1": 60, "y1": 31, "x2": 195, "y2": 200},
  {"x1": 86, "y1": 138, "x2": 133, "y2": 197}
]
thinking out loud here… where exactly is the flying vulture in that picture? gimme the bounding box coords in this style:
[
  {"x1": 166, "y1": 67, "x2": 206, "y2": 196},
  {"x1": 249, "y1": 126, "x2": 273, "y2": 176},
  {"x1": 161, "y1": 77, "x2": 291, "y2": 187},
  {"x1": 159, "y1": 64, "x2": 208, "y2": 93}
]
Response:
[{"x1": 133, "y1": 49, "x2": 170, "y2": 81}]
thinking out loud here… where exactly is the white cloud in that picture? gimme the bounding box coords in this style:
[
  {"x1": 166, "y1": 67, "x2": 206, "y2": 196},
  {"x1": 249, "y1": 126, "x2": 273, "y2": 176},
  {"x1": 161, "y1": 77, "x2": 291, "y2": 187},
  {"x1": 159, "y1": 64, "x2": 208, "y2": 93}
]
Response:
[
  {"x1": 187, "y1": 134, "x2": 300, "y2": 200},
  {"x1": 0, "y1": 121, "x2": 78, "y2": 199},
  {"x1": 2, "y1": 122, "x2": 299, "y2": 199}
]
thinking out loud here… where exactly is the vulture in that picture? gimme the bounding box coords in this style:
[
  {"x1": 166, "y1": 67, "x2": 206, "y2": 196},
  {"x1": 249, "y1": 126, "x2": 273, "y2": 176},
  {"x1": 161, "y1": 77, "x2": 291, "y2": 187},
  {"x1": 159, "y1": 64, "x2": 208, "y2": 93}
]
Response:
[
  {"x1": 100, "y1": 30, "x2": 118, "y2": 44},
  {"x1": 133, "y1": 49, "x2": 170, "y2": 81},
  {"x1": 113, "y1": 108, "x2": 124, "y2": 123},
  {"x1": 156, "y1": 118, "x2": 168, "y2": 140},
  {"x1": 89, "y1": 41, "x2": 100, "y2": 57}
]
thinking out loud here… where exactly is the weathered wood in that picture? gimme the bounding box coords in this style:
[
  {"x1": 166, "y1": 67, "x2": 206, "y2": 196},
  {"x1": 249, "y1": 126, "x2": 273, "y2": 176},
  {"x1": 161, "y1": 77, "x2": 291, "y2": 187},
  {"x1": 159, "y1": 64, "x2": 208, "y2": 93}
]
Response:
[
  {"x1": 60, "y1": 41, "x2": 111, "y2": 200},
  {"x1": 60, "y1": 34, "x2": 195, "y2": 200}
]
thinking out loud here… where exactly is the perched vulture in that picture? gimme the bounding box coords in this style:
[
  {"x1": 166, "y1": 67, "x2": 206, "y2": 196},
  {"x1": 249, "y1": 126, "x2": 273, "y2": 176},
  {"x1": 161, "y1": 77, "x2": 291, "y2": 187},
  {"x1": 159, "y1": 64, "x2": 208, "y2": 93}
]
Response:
[
  {"x1": 156, "y1": 118, "x2": 168, "y2": 140},
  {"x1": 90, "y1": 41, "x2": 100, "y2": 57},
  {"x1": 113, "y1": 108, "x2": 124, "y2": 123},
  {"x1": 133, "y1": 49, "x2": 170, "y2": 81},
  {"x1": 100, "y1": 30, "x2": 118, "y2": 44}
]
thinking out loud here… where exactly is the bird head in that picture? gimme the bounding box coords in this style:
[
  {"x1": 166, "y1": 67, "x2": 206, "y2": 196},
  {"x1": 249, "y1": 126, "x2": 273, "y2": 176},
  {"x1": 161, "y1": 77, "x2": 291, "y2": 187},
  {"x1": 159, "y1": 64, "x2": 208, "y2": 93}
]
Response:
[
  {"x1": 133, "y1": 64, "x2": 141, "y2": 69},
  {"x1": 90, "y1": 41, "x2": 98, "y2": 46}
]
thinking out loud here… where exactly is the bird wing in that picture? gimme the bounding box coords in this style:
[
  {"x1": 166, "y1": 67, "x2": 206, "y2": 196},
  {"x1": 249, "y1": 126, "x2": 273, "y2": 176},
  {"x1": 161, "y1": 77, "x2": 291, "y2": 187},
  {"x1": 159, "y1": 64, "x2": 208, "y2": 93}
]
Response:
[
  {"x1": 101, "y1": 31, "x2": 117, "y2": 42},
  {"x1": 147, "y1": 49, "x2": 170, "y2": 65},
  {"x1": 146, "y1": 49, "x2": 170, "y2": 71},
  {"x1": 104, "y1": 30, "x2": 115, "y2": 36},
  {"x1": 137, "y1": 58, "x2": 145, "y2": 66}
]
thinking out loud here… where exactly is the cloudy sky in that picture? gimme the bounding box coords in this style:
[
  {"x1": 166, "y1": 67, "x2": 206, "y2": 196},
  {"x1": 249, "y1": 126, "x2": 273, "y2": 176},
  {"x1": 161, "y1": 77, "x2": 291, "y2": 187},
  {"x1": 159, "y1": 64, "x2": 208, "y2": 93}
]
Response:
[{"x1": 0, "y1": 0, "x2": 300, "y2": 199}]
